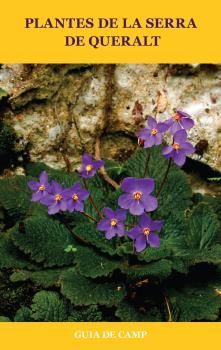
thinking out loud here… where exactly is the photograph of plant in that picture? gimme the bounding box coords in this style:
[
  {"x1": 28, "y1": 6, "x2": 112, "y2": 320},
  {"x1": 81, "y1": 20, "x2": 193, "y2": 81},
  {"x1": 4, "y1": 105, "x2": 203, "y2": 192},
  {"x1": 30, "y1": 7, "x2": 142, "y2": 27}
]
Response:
[{"x1": 0, "y1": 64, "x2": 220, "y2": 322}]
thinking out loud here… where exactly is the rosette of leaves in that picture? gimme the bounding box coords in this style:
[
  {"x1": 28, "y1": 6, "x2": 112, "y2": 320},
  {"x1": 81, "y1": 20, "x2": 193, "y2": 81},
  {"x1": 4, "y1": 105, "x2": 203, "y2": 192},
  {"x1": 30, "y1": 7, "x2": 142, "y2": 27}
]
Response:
[{"x1": 0, "y1": 146, "x2": 221, "y2": 321}]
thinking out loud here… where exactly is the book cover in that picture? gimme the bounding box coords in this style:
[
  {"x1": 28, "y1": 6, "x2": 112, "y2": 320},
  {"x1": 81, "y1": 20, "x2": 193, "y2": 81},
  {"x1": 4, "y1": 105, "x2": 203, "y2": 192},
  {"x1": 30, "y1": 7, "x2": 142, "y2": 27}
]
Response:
[{"x1": 0, "y1": 1, "x2": 220, "y2": 349}]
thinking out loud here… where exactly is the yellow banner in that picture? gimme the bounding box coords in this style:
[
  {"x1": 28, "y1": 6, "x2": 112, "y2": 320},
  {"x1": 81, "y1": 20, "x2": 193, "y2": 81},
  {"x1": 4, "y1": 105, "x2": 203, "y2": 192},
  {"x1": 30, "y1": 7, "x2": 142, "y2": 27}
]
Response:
[
  {"x1": 0, "y1": 0, "x2": 220, "y2": 63},
  {"x1": 0, "y1": 322, "x2": 221, "y2": 349}
]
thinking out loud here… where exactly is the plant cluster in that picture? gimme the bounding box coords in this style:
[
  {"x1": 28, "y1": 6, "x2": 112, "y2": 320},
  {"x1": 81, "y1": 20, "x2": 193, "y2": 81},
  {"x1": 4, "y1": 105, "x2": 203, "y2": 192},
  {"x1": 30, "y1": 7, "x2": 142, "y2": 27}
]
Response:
[{"x1": 0, "y1": 110, "x2": 221, "y2": 322}]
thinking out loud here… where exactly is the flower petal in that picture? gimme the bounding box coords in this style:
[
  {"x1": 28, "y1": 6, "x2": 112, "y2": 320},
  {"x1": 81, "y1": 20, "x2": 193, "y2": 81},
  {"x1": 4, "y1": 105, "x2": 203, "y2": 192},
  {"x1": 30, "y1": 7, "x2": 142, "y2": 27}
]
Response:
[
  {"x1": 39, "y1": 171, "x2": 48, "y2": 184},
  {"x1": 103, "y1": 207, "x2": 115, "y2": 219},
  {"x1": 157, "y1": 122, "x2": 170, "y2": 133},
  {"x1": 141, "y1": 195, "x2": 158, "y2": 212},
  {"x1": 136, "y1": 178, "x2": 155, "y2": 194},
  {"x1": 147, "y1": 116, "x2": 157, "y2": 129},
  {"x1": 144, "y1": 135, "x2": 155, "y2": 148},
  {"x1": 105, "y1": 230, "x2": 116, "y2": 240},
  {"x1": 173, "y1": 129, "x2": 187, "y2": 143},
  {"x1": 150, "y1": 220, "x2": 164, "y2": 231},
  {"x1": 139, "y1": 213, "x2": 152, "y2": 228},
  {"x1": 127, "y1": 226, "x2": 141, "y2": 239},
  {"x1": 138, "y1": 128, "x2": 151, "y2": 139},
  {"x1": 173, "y1": 150, "x2": 186, "y2": 166},
  {"x1": 182, "y1": 142, "x2": 195, "y2": 154},
  {"x1": 93, "y1": 160, "x2": 105, "y2": 170},
  {"x1": 180, "y1": 117, "x2": 194, "y2": 130},
  {"x1": 97, "y1": 218, "x2": 110, "y2": 231},
  {"x1": 121, "y1": 178, "x2": 138, "y2": 192},
  {"x1": 171, "y1": 121, "x2": 182, "y2": 134},
  {"x1": 51, "y1": 181, "x2": 63, "y2": 194},
  {"x1": 147, "y1": 232, "x2": 160, "y2": 248},
  {"x1": 129, "y1": 200, "x2": 145, "y2": 216},
  {"x1": 28, "y1": 181, "x2": 39, "y2": 191},
  {"x1": 31, "y1": 191, "x2": 42, "y2": 202},
  {"x1": 82, "y1": 153, "x2": 93, "y2": 164},
  {"x1": 118, "y1": 193, "x2": 132, "y2": 209},
  {"x1": 116, "y1": 222, "x2": 125, "y2": 237},
  {"x1": 115, "y1": 209, "x2": 127, "y2": 221},
  {"x1": 48, "y1": 203, "x2": 60, "y2": 215},
  {"x1": 162, "y1": 146, "x2": 173, "y2": 156},
  {"x1": 154, "y1": 133, "x2": 162, "y2": 145},
  {"x1": 135, "y1": 235, "x2": 147, "y2": 252}
]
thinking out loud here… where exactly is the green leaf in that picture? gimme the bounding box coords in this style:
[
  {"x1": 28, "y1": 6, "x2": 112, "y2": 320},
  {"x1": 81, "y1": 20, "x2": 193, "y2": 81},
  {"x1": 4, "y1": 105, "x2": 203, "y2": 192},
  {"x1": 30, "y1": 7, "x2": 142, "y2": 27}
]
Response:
[
  {"x1": 31, "y1": 291, "x2": 68, "y2": 321},
  {"x1": 14, "y1": 307, "x2": 33, "y2": 322},
  {"x1": 10, "y1": 268, "x2": 66, "y2": 287},
  {"x1": 186, "y1": 203, "x2": 220, "y2": 250},
  {"x1": 10, "y1": 216, "x2": 76, "y2": 267},
  {"x1": 60, "y1": 269, "x2": 126, "y2": 306},
  {"x1": 156, "y1": 171, "x2": 192, "y2": 219},
  {"x1": 138, "y1": 240, "x2": 172, "y2": 263},
  {"x1": 68, "y1": 305, "x2": 102, "y2": 321},
  {"x1": 74, "y1": 223, "x2": 117, "y2": 256},
  {"x1": 74, "y1": 246, "x2": 121, "y2": 278},
  {"x1": 116, "y1": 302, "x2": 162, "y2": 321},
  {"x1": 0, "y1": 316, "x2": 11, "y2": 322},
  {"x1": 0, "y1": 235, "x2": 38, "y2": 270},
  {"x1": 121, "y1": 259, "x2": 173, "y2": 280},
  {"x1": 169, "y1": 286, "x2": 221, "y2": 321},
  {"x1": 0, "y1": 176, "x2": 30, "y2": 220}
]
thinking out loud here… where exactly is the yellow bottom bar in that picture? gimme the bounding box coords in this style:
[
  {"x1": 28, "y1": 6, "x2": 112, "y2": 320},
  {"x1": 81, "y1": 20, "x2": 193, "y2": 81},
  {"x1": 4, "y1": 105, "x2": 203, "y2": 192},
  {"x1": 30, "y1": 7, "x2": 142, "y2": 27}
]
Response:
[{"x1": 0, "y1": 322, "x2": 220, "y2": 349}]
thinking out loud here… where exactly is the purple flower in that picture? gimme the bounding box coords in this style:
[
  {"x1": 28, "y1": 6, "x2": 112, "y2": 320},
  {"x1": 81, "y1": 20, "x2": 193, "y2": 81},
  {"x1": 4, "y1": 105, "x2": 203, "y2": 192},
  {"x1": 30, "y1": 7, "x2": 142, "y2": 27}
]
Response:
[
  {"x1": 166, "y1": 110, "x2": 194, "y2": 134},
  {"x1": 97, "y1": 207, "x2": 126, "y2": 239},
  {"x1": 162, "y1": 129, "x2": 195, "y2": 166},
  {"x1": 79, "y1": 153, "x2": 104, "y2": 179},
  {"x1": 41, "y1": 181, "x2": 67, "y2": 215},
  {"x1": 28, "y1": 171, "x2": 50, "y2": 202},
  {"x1": 118, "y1": 177, "x2": 158, "y2": 216},
  {"x1": 128, "y1": 214, "x2": 163, "y2": 252},
  {"x1": 62, "y1": 182, "x2": 89, "y2": 213},
  {"x1": 138, "y1": 116, "x2": 168, "y2": 148}
]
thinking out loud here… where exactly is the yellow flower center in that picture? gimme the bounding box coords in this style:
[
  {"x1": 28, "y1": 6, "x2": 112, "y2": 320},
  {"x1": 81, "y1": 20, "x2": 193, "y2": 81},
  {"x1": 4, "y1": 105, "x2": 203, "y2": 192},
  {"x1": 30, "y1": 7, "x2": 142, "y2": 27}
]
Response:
[
  {"x1": 173, "y1": 143, "x2": 180, "y2": 150},
  {"x1": 133, "y1": 191, "x2": 142, "y2": 200},
  {"x1": 151, "y1": 128, "x2": 158, "y2": 135},
  {"x1": 86, "y1": 164, "x2": 93, "y2": 172},
  {"x1": 173, "y1": 113, "x2": 181, "y2": 121},
  {"x1": 54, "y1": 194, "x2": 62, "y2": 202},
  {"x1": 143, "y1": 227, "x2": 150, "y2": 236},
  {"x1": 39, "y1": 185, "x2": 45, "y2": 191},
  {"x1": 110, "y1": 219, "x2": 118, "y2": 227},
  {"x1": 72, "y1": 194, "x2": 78, "y2": 201}
]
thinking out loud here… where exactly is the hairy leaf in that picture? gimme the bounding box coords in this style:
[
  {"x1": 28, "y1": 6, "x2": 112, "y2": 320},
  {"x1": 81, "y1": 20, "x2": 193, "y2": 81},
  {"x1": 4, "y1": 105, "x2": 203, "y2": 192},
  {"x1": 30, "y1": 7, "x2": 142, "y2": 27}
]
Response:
[
  {"x1": 169, "y1": 286, "x2": 221, "y2": 321},
  {"x1": 74, "y1": 246, "x2": 121, "y2": 278},
  {"x1": 10, "y1": 217, "x2": 76, "y2": 267},
  {"x1": 14, "y1": 307, "x2": 33, "y2": 322},
  {"x1": 31, "y1": 291, "x2": 67, "y2": 321},
  {"x1": 60, "y1": 269, "x2": 126, "y2": 306},
  {"x1": 74, "y1": 223, "x2": 117, "y2": 256},
  {"x1": 10, "y1": 268, "x2": 66, "y2": 287},
  {"x1": 68, "y1": 305, "x2": 102, "y2": 321},
  {"x1": 186, "y1": 203, "x2": 220, "y2": 250},
  {"x1": 116, "y1": 302, "x2": 162, "y2": 321}
]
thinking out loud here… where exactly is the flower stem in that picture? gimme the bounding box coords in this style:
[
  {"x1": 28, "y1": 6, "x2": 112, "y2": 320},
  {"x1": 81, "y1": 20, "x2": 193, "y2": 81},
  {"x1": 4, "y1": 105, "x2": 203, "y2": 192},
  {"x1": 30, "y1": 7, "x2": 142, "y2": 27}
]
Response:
[
  {"x1": 143, "y1": 148, "x2": 151, "y2": 177},
  {"x1": 83, "y1": 179, "x2": 103, "y2": 218},
  {"x1": 156, "y1": 158, "x2": 172, "y2": 198},
  {"x1": 163, "y1": 291, "x2": 173, "y2": 322},
  {"x1": 81, "y1": 211, "x2": 98, "y2": 223}
]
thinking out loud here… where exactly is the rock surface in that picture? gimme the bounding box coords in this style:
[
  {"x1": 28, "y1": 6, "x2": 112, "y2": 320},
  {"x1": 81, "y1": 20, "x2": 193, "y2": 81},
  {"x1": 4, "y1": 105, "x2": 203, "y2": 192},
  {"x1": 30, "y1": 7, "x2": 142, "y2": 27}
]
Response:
[{"x1": 0, "y1": 64, "x2": 220, "y2": 172}]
